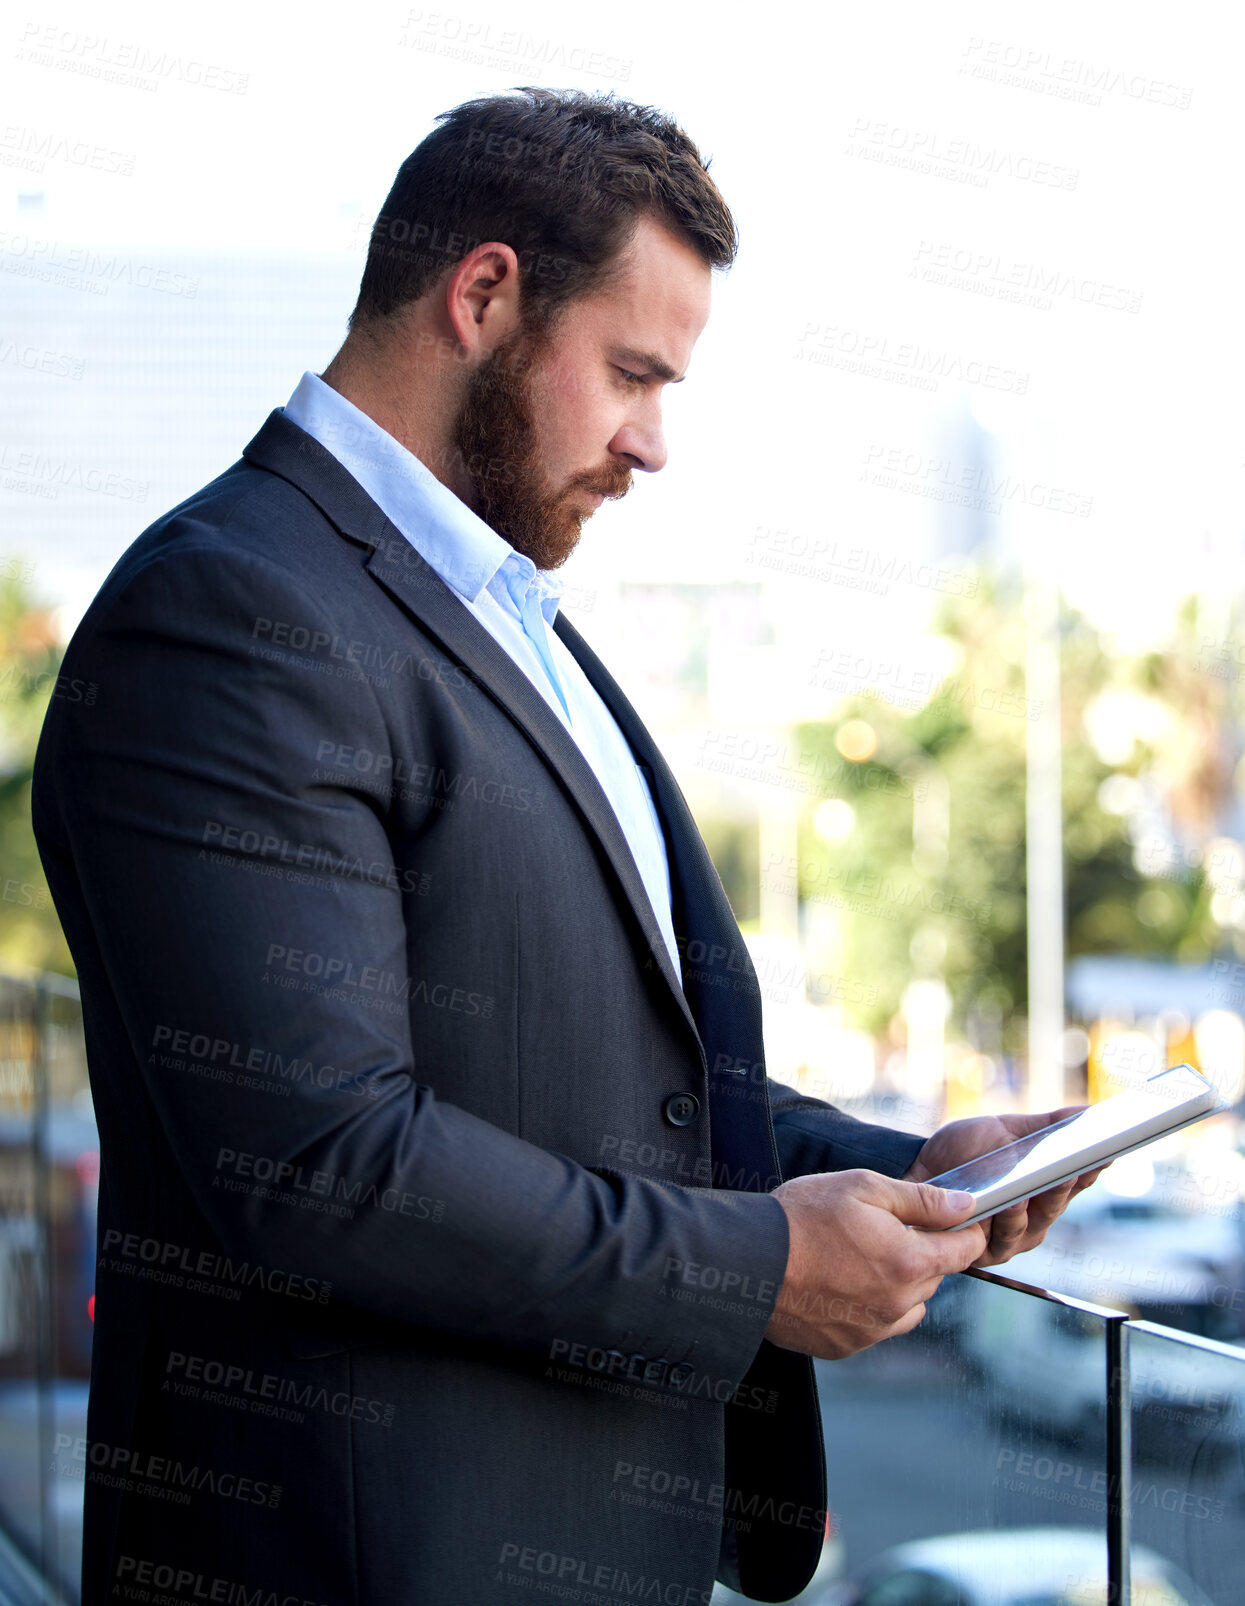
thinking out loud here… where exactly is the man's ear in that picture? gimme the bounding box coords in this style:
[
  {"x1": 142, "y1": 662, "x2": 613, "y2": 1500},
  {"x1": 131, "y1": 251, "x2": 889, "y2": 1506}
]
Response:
[{"x1": 444, "y1": 242, "x2": 522, "y2": 357}]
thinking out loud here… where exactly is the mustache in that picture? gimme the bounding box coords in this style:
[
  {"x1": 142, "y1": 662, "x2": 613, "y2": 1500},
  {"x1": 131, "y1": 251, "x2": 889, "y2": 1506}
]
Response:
[{"x1": 573, "y1": 466, "x2": 633, "y2": 501}]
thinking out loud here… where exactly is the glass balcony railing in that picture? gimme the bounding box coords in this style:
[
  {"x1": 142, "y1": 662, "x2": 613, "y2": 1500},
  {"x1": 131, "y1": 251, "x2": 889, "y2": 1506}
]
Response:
[
  {"x1": 0, "y1": 968, "x2": 90, "y2": 1605},
  {"x1": 0, "y1": 966, "x2": 1240, "y2": 1604},
  {"x1": 1124, "y1": 1323, "x2": 1245, "y2": 1605}
]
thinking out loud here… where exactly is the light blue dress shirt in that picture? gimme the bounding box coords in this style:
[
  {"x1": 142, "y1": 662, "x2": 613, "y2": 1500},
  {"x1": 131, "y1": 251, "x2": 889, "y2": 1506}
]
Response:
[{"x1": 283, "y1": 371, "x2": 683, "y2": 987}]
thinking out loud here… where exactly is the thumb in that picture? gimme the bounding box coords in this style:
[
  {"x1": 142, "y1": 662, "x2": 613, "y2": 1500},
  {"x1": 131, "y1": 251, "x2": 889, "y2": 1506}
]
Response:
[
  {"x1": 881, "y1": 1177, "x2": 978, "y2": 1230},
  {"x1": 1006, "y1": 1105, "x2": 1084, "y2": 1135}
]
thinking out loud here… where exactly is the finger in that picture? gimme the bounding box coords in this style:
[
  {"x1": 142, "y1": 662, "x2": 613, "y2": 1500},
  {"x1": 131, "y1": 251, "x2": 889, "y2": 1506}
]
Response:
[
  {"x1": 882, "y1": 1301, "x2": 928, "y2": 1343},
  {"x1": 880, "y1": 1177, "x2": 980, "y2": 1231},
  {"x1": 945, "y1": 1220, "x2": 990, "y2": 1272},
  {"x1": 913, "y1": 1272, "x2": 947, "y2": 1307},
  {"x1": 970, "y1": 1215, "x2": 1032, "y2": 1266},
  {"x1": 996, "y1": 1105, "x2": 1085, "y2": 1140},
  {"x1": 1069, "y1": 1165, "x2": 1108, "y2": 1197},
  {"x1": 971, "y1": 1216, "x2": 1026, "y2": 1267},
  {"x1": 896, "y1": 1211, "x2": 988, "y2": 1276},
  {"x1": 974, "y1": 1168, "x2": 1095, "y2": 1264},
  {"x1": 982, "y1": 1201, "x2": 1030, "y2": 1257},
  {"x1": 1022, "y1": 1178, "x2": 1080, "y2": 1235}
]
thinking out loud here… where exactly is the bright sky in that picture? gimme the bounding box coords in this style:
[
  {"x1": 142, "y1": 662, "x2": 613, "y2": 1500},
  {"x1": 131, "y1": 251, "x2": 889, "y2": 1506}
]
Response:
[{"x1": 3, "y1": 0, "x2": 1242, "y2": 662}]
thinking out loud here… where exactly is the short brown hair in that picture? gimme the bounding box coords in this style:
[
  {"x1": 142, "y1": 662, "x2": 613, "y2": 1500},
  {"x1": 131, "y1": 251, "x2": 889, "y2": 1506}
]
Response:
[{"x1": 350, "y1": 86, "x2": 737, "y2": 338}]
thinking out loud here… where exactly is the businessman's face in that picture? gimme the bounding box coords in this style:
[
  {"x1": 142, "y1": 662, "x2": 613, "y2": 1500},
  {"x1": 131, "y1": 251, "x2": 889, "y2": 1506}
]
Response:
[{"x1": 452, "y1": 215, "x2": 712, "y2": 570}]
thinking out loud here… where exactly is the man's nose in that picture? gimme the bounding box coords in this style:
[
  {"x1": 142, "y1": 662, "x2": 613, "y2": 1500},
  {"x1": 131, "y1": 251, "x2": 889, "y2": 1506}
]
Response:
[{"x1": 612, "y1": 416, "x2": 667, "y2": 474}]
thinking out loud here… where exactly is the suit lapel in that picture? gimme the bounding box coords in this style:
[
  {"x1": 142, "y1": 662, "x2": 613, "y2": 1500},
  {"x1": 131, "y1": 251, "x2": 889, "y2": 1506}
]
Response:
[
  {"x1": 549, "y1": 620, "x2": 742, "y2": 966},
  {"x1": 553, "y1": 616, "x2": 783, "y2": 1189},
  {"x1": 241, "y1": 410, "x2": 696, "y2": 1041}
]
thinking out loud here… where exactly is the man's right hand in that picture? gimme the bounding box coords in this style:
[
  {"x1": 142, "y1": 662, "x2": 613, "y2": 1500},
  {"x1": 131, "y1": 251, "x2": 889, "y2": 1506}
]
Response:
[{"x1": 763, "y1": 1169, "x2": 988, "y2": 1360}]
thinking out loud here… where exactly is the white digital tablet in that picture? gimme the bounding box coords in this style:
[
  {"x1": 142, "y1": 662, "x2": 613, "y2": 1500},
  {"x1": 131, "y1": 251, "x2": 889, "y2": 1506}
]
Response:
[{"x1": 927, "y1": 1062, "x2": 1222, "y2": 1229}]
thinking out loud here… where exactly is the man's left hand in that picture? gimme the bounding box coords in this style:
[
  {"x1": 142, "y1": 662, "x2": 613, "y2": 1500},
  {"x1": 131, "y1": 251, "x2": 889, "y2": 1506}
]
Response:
[{"x1": 904, "y1": 1109, "x2": 1108, "y2": 1268}]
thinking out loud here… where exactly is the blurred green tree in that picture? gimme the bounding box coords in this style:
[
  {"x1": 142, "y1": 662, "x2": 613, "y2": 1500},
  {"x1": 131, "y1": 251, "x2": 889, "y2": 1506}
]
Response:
[
  {"x1": 794, "y1": 575, "x2": 1226, "y2": 1044},
  {"x1": 0, "y1": 570, "x2": 74, "y2": 975}
]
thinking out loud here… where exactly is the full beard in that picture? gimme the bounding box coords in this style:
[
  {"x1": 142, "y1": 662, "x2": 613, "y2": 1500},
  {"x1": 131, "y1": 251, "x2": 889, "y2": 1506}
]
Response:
[{"x1": 451, "y1": 325, "x2": 630, "y2": 571}]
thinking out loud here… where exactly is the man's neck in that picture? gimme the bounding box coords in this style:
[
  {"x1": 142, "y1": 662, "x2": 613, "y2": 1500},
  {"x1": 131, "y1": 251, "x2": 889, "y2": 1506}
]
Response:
[{"x1": 320, "y1": 347, "x2": 472, "y2": 504}]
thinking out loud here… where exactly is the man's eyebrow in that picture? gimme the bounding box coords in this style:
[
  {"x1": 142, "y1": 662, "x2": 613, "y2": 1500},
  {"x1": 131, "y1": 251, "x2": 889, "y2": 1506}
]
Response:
[{"x1": 611, "y1": 347, "x2": 686, "y2": 383}]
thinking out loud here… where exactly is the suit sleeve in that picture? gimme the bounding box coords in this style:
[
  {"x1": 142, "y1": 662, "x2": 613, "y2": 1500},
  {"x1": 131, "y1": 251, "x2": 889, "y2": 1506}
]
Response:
[
  {"x1": 36, "y1": 527, "x2": 788, "y2": 1393},
  {"x1": 767, "y1": 1076, "x2": 926, "y2": 1181}
]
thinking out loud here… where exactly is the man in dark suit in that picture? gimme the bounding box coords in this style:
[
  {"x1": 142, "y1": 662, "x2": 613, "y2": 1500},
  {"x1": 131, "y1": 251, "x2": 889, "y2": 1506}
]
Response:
[{"x1": 33, "y1": 87, "x2": 1093, "y2": 1605}]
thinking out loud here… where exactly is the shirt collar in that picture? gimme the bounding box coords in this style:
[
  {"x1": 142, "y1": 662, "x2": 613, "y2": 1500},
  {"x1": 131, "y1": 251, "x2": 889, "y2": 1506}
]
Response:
[
  {"x1": 282, "y1": 370, "x2": 563, "y2": 621},
  {"x1": 495, "y1": 550, "x2": 564, "y2": 626}
]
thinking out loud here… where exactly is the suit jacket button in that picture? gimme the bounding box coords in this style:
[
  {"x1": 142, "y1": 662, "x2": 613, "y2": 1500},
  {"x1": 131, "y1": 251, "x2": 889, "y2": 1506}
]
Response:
[
  {"x1": 667, "y1": 1361, "x2": 695, "y2": 1388},
  {"x1": 663, "y1": 1093, "x2": 700, "y2": 1127}
]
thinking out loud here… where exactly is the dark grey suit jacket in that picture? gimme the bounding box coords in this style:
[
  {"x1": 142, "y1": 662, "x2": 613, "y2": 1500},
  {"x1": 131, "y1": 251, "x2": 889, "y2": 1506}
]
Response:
[{"x1": 32, "y1": 409, "x2": 924, "y2": 1605}]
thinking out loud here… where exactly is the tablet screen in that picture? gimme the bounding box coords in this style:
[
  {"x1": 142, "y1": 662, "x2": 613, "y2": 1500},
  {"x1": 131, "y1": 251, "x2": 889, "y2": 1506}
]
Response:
[{"x1": 929, "y1": 1064, "x2": 1219, "y2": 1221}]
